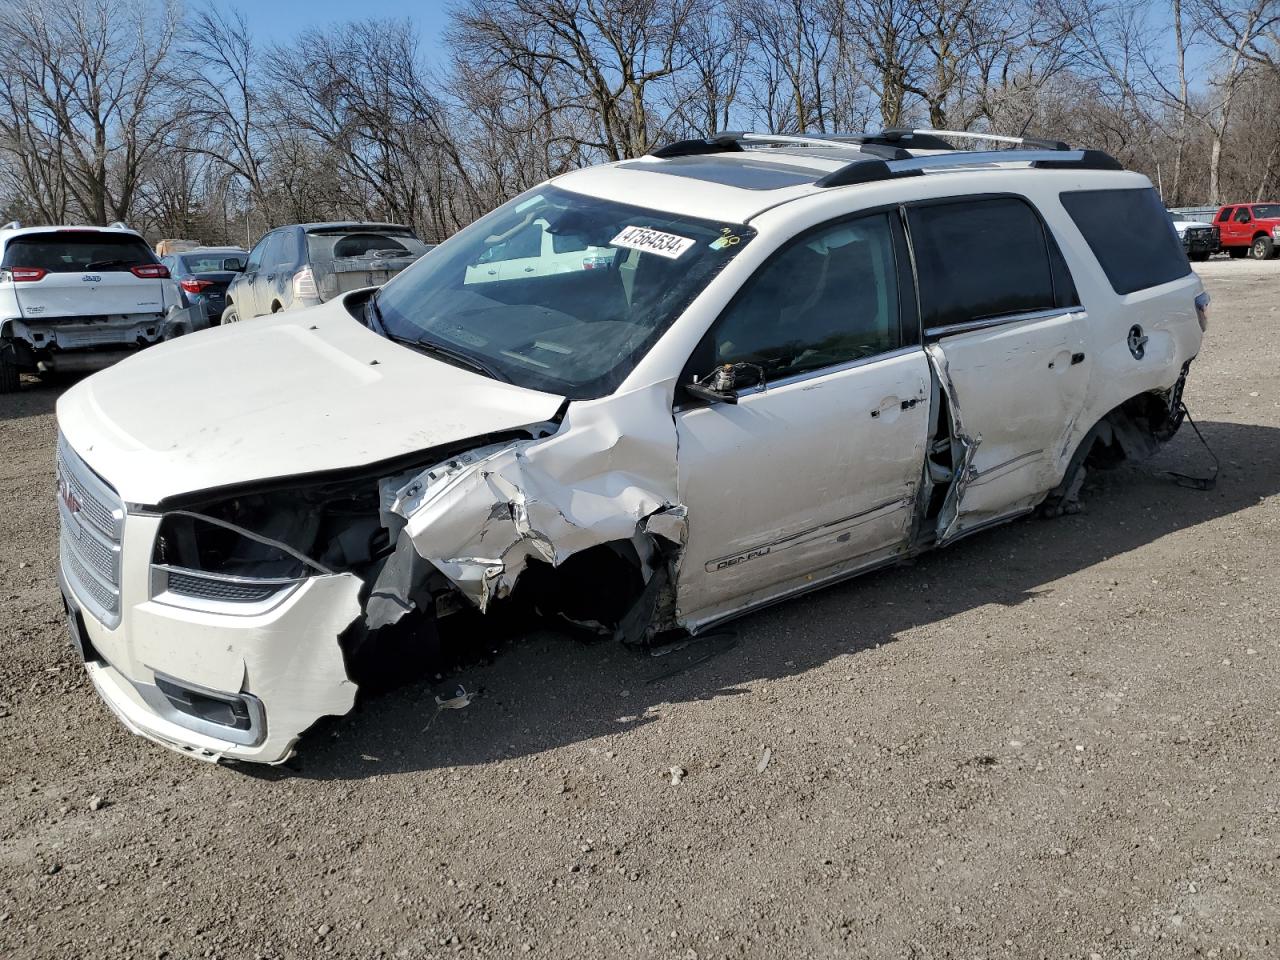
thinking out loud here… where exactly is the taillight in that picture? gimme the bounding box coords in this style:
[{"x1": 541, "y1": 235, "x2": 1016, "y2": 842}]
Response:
[
  {"x1": 3, "y1": 266, "x2": 48, "y2": 282},
  {"x1": 1194, "y1": 291, "x2": 1210, "y2": 332},
  {"x1": 130, "y1": 263, "x2": 170, "y2": 279},
  {"x1": 180, "y1": 278, "x2": 213, "y2": 294},
  {"x1": 292, "y1": 265, "x2": 318, "y2": 301}
]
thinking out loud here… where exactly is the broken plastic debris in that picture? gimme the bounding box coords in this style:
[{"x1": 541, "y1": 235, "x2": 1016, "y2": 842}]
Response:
[
  {"x1": 756, "y1": 747, "x2": 772, "y2": 774},
  {"x1": 668, "y1": 766, "x2": 686, "y2": 785},
  {"x1": 425, "y1": 685, "x2": 476, "y2": 730}
]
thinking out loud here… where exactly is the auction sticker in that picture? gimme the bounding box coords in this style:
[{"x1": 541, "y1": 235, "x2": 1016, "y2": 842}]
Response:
[{"x1": 611, "y1": 225, "x2": 696, "y2": 259}]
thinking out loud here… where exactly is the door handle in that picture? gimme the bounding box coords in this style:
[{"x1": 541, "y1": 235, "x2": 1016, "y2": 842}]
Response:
[
  {"x1": 265, "y1": 274, "x2": 276, "y2": 281},
  {"x1": 871, "y1": 397, "x2": 918, "y2": 419},
  {"x1": 523, "y1": 266, "x2": 536, "y2": 273}
]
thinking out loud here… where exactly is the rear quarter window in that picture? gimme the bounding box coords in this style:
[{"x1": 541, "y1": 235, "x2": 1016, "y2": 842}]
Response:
[{"x1": 1060, "y1": 188, "x2": 1191, "y2": 295}]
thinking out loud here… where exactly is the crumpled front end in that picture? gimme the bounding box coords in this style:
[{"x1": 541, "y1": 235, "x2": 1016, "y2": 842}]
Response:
[{"x1": 58, "y1": 380, "x2": 689, "y2": 764}]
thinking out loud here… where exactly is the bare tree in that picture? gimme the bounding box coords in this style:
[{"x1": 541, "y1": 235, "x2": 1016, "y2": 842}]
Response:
[{"x1": 0, "y1": 0, "x2": 185, "y2": 225}]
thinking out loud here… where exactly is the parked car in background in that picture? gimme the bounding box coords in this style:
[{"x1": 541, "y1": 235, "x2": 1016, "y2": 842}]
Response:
[
  {"x1": 1214, "y1": 203, "x2": 1280, "y2": 259},
  {"x1": 0, "y1": 223, "x2": 195, "y2": 392},
  {"x1": 160, "y1": 247, "x2": 247, "y2": 326},
  {"x1": 1167, "y1": 213, "x2": 1220, "y2": 261},
  {"x1": 222, "y1": 222, "x2": 434, "y2": 323}
]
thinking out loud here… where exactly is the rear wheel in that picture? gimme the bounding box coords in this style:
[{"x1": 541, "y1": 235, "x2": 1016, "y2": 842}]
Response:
[
  {"x1": 1251, "y1": 236, "x2": 1274, "y2": 260},
  {"x1": 0, "y1": 342, "x2": 19, "y2": 394},
  {"x1": 221, "y1": 303, "x2": 239, "y2": 324}
]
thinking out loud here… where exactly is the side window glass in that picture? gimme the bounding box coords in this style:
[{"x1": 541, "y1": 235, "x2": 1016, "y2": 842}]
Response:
[
  {"x1": 265, "y1": 231, "x2": 291, "y2": 269},
  {"x1": 710, "y1": 212, "x2": 901, "y2": 381},
  {"x1": 245, "y1": 237, "x2": 267, "y2": 272},
  {"x1": 1235, "y1": 208, "x2": 1251, "y2": 223},
  {"x1": 908, "y1": 197, "x2": 1055, "y2": 328},
  {"x1": 1217, "y1": 208, "x2": 1233, "y2": 223}
]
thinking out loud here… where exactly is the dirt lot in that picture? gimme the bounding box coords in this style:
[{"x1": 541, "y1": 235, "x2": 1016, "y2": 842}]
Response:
[{"x1": 1, "y1": 258, "x2": 1278, "y2": 960}]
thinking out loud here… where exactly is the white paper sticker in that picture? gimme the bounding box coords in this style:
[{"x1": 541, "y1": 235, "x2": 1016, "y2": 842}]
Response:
[{"x1": 611, "y1": 225, "x2": 696, "y2": 259}]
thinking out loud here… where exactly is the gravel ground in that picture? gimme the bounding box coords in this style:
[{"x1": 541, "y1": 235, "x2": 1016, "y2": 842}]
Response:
[{"x1": 1, "y1": 258, "x2": 1278, "y2": 960}]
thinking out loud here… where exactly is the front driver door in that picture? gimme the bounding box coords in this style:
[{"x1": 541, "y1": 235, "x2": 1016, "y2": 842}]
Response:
[{"x1": 674, "y1": 210, "x2": 931, "y2": 629}]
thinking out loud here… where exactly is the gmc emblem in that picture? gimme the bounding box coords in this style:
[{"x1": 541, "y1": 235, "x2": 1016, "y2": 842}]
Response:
[{"x1": 58, "y1": 474, "x2": 81, "y2": 515}]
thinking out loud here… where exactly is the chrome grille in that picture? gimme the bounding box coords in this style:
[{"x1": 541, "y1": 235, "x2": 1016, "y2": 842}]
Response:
[{"x1": 56, "y1": 435, "x2": 125, "y2": 628}]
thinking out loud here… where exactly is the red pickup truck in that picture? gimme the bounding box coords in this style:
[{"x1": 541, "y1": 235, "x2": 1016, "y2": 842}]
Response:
[{"x1": 1214, "y1": 203, "x2": 1280, "y2": 259}]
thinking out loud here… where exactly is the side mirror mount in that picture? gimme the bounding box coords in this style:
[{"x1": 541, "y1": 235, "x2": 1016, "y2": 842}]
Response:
[{"x1": 686, "y1": 362, "x2": 767, "y2": 406}]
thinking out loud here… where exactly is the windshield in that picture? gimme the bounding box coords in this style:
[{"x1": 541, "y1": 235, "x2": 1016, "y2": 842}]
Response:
[
  {"x1": 2, "y1": 232, "x2": 157, "y2": 272},
  {"x1": 375, "y1": 186, "x2": 756, "y2": 398},
  {"x1": 1251, "y1": 204, "x2": 1280, "y2": 220}
]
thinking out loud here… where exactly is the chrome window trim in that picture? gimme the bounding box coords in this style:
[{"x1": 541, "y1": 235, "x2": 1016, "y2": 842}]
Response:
[
  {"x1": 733, "y1": 344, "x2": 924, "y2": 398},
  {"x1": 924, "y1": 305, "x2": 1083, "y2": 340}
]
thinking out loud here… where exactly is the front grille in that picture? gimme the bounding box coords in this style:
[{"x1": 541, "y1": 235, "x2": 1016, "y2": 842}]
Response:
[{"x1": 56, "y1": 435, "x2": 125, "y2": 628}]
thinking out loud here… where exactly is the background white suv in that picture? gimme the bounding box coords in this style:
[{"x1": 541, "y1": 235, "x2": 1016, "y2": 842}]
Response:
[{"x1": 0, "y1": 223, "x2": 188, "y2": 391}]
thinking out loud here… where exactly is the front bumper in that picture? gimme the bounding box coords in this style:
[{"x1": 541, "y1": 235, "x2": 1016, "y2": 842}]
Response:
[
  {"x1": 59, "y1": 510, "x2": 363, "y2": 764},
  {"x1": 1182, "y1": 235, "x2": 1220, "y2": 254}
]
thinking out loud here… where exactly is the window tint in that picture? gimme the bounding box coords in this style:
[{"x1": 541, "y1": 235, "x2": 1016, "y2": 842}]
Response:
[
  {"x1": 1217, "y1": 208, "x2": 1233, "y2": 223},
  {"x1": 1235, "y1": 208, "x2": 1252, "y2": 223},
  {"x1": 908, "y1": 197, "x2": 1057, "y2": 328},
  {"x1": 264, "y1": 230, "x2": 295, "y2": 269},
  {"x1": 1252, "y1": 204, "x2": 1280, "y2": 219},
  {"x1": 1, "y1": 232, "x2": 156, "y2": 273},
  {"x1": 709, "y1": 212, "x2": 902, "y2": 381},
  {"x1": 245, "y1": 237, "x2": 267, "y2": 271},
  {"x1": 1060, "y1": 188, "x2": 1191, "y2": 295}
]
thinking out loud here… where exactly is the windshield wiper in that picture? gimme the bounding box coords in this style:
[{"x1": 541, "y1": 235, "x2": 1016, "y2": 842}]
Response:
[
  {"x1": 84, "y1": 258, "x2": 128, "y2": 270},
  {"x1": 366, "y1": 293, "x2": 510, "y2": 383},
  {"x1": 405, "y1": 335, "x2": 512, "y2": 383}
]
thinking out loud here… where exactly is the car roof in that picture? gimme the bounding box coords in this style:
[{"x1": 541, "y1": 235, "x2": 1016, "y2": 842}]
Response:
[
  {"x1": 551, "y1": 139, "x2": 1142, "y2": 224},
  {"x1": 0, "y1": 224, "x2": 145, "y2": 242},
  {"x1": 177, "y1": 246, "x2": 248, "y2": 255},
  {"x1": 293, "y1": 221, "x2": 414, "y2": 233}
]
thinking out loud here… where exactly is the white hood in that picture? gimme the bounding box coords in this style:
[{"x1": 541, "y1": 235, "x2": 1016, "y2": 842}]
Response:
[{"x1": 56, "y1": 297, "x2": 566, "y2": 504}]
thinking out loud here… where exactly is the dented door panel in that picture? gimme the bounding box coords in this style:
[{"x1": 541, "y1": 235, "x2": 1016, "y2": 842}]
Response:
[
  {"x1": 928, "y1": 309, "x2": 1092, "y2": 542},
  {"x1": 673, "y1": 349, "x2": 931, "y2": 626}
]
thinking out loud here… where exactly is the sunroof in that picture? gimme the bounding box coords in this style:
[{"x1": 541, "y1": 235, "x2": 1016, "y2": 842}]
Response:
[{"x1": 617, "y1": 156, "x2": 820, "y2": 190}]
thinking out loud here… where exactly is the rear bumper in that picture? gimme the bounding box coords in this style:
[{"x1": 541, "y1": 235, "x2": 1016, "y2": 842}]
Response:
[{"x1": 2, "y1": 306, "x2": 207, "y2": 370}]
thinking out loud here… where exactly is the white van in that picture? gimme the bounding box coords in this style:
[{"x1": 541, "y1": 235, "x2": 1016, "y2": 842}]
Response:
[{"x1": 54, "y1": 130, "x2": 1208, "y2": 763}]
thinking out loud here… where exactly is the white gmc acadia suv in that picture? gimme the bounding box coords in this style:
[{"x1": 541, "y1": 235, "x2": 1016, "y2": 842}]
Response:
[
  {"x1": 0, "y1": 223, "x2": 194, "y2": 391},
  {"x1": 53, "y1": 129, "x2": 1209, "y2": 764}
]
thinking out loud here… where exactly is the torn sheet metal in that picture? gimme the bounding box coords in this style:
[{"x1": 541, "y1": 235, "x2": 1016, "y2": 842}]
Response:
[
  {"x1": 925, "y1": 344, "x2": 980, "y2": 544},
  {"x1": 390, "y1": 382, "x2": 686, "y2": 612}
]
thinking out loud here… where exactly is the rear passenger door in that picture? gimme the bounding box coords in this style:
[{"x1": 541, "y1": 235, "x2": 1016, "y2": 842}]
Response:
[{"x1": 907, "y1": 195, "x2": 1089, "y2": 542}]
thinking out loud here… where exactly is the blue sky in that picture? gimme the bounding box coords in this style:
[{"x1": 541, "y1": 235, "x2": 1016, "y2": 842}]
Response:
[{"x1": 238, "y1": 1, "x2": 451, "y2": 59}]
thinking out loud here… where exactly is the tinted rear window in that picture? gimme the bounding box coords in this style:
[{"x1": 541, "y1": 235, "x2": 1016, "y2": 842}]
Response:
[
  {"x1": 181, "y1": 253, "x2": 246, "y2": 273},
  {"x1": 305, "y1": 230, "x2": 431, "y2": 262},
  {"x1": 1060, "y1": 188, "x2": 1190, "y2": 294},
  {"x1": 2, "y1": 233, "x2": 156, "y2": 272},
  {"x1": 907, "y1": 196, "x2": 1067, "y2": 329}
]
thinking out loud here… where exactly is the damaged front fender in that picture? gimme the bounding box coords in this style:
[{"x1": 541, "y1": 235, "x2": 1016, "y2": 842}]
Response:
[{"x1": 384, "y1": 383, "x2": 688, "y2": 635}]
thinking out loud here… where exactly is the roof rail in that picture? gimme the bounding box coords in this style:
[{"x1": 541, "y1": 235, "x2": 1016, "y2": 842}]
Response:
[
  {"x1": 645, "y1": 130, "x2": 1122, "y2": 187},
  {"x1": 881, "y1": 127, "x2": 1071, "y2": 151},
  {"x1": 1, "y1": 220, "x2": 20, "y2": 230}
]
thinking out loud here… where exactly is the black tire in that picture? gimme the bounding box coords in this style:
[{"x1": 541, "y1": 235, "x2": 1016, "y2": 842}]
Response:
[
  {"x1": 1251, "y1": 236, "x2": 1274, "y2": 260},
  {"x1": 1189, "y1": 251, "x2": 1209, "y2": 262},
  {"x1": 1228, "y1": 246, "x2": 1247, "y2": 259},
  {"x1": 0, "y1": 342, "x2": 19, "y2": 394},
  {"x1": 221, "y1": 303, "x2": 239, "y2": 324}
]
